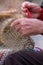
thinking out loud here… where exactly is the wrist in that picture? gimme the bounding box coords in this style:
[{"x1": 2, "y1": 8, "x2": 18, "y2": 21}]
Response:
[
  {"x1": 39, "y1": 21, "x2": 43, "y2": 34},
  {"x1": 38, "y1": 8, "x2": 43, "y2": 20},
  {"x1": 37, "y1": 7, "x2": 41, "y2": 17}
]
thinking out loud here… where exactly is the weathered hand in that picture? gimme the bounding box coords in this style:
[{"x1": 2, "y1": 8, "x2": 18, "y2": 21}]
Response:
[
  {"x1": 11, "y1": 18, "x2": 43, "y2": 36},
  {"x1": 21, "y1": 1, "x2": 41, "y2": 18}
]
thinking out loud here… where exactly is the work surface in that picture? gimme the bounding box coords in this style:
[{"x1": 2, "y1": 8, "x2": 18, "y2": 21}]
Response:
[{"x1": 31, "y1": 35, "x2": 43, "y2": 49}]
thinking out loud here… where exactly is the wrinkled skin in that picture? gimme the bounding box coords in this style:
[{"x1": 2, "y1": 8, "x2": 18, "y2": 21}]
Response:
[
  {"x1": 21, "y1": 1, "x2": 41, "y2": 18},
  {"x1": 11, "y1": 18, "x2": 43, "y2": 36}
]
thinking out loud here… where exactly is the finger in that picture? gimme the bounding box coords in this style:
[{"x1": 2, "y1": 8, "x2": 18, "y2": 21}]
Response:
[
  {"x1": 19, "y1": 27, "x2": 32, "y2": 36},
  {"x1": 31, "y1": 13, "x2": 40, "y2": 18},
  {"x1": 31, "y1": 6, "x2": 41, "y2": 13},
  {"x1": 15, "y1": 24, "x2": 21, "y2": 32},
  {"x1": 21, "y1": 2, "x2": 38, "y2": 9},
  {"x1": 21, "y1": 1, "x2": 30, "y2": 8},
  {"x1": 21, "y1": 7, "x2": 27, "y2": 12},
  {"x1": 29, "y1": 3, "x2": 39, "y2": 8},
  {"x1": 20, "y1": 30, "x2": 30, "y2": 36},
  {"x1": 11, "y1": 19, "x2": 20, "y2": 27},
  {"x1": 21, "y1": 30, "x2": 33, "y2": 36},
  {"x1": 21, "y1": 1, "x2": 30, "y2": 11}
]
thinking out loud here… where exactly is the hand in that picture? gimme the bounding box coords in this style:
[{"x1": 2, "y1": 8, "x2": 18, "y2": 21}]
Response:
[
  {"x1": 21, "y1": 1, "x2": 41, "y2": 18},
  {"x1": 11, "y1": 18, "x2": 43, "y2": 36}
]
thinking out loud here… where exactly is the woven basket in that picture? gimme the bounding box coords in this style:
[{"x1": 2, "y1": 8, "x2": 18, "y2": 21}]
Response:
[{"x1": 0, "y1": 12, "x2": 35, "y2": 52}]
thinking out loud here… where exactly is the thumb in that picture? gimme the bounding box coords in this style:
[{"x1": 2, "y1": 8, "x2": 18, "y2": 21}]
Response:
[{"x1": 21, "y1": 1, "x2": 31, "y2": 12}]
